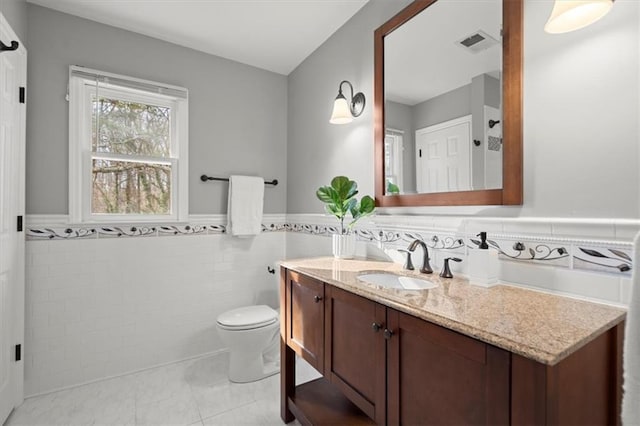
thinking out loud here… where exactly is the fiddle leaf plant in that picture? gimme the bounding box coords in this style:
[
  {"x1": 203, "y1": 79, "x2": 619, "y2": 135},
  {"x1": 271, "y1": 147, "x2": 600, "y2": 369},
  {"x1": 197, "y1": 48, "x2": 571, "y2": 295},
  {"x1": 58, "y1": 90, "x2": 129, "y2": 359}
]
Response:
[{"x1": 316, "y1": 176, "x2": 375, "y2": 235}]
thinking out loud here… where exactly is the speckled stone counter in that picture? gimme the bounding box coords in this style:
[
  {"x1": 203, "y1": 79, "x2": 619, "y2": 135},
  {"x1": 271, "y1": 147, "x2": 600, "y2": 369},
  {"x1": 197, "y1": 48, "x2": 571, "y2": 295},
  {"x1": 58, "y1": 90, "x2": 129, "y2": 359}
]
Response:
[{"x1": 280, "y1": 257, "x2": 626, "y2": 365}]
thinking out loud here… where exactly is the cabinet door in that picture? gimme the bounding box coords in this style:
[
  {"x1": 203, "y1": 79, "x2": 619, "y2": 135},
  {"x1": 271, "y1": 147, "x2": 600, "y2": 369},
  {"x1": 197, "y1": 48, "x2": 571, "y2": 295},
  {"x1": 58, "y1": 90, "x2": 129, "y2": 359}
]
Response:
[
  {"x1": 386, "y1": 309, "x2": 510, "y2": 425},
  {"x1": 324, "y1": 286, "x2": 386, "y2": 424},
  {"x1": 285, "y1": 270, "x2": 325, "y2": 373}
]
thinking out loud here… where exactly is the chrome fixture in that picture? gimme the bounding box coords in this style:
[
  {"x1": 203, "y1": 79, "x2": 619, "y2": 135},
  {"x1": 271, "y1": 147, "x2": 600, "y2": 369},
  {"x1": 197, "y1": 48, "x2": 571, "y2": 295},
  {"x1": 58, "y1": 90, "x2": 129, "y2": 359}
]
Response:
[
  {"x1": 406, "y1": 239, "x2": 433, "y2": 274},
  {"x1": 545, "y1": 0, "x2": 615, "y2": 34},
  {"x1": 329, "y1": 80, "x2": 366, "y2": 124},
  {"x1": 440, "y1": 257, "x2": 462, "y2": 279}
]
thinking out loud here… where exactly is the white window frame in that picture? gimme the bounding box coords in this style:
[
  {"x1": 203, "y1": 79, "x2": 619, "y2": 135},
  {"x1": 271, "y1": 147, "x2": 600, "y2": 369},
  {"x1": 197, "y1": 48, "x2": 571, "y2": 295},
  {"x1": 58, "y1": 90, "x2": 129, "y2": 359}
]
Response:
[{"x1": 69, "y1": 67, "x2": 188, "y2": 223}]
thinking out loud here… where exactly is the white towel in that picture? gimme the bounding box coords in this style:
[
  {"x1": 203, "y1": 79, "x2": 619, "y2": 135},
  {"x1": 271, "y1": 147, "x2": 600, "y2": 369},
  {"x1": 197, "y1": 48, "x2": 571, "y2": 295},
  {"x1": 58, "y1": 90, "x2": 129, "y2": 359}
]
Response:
[
  {"x1": 227, "y1": 175, "x2": 264, "y2": 237},
  {"x1": 622, "y1": 231, "x2": 640, "y2": 425}
]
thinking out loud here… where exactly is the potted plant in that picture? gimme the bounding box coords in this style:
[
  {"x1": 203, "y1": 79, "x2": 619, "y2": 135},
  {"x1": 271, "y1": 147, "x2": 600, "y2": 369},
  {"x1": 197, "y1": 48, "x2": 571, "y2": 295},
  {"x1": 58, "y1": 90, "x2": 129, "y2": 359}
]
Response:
[{"x1": 316, "y1": 176, "x2": 375, "y2": 259}]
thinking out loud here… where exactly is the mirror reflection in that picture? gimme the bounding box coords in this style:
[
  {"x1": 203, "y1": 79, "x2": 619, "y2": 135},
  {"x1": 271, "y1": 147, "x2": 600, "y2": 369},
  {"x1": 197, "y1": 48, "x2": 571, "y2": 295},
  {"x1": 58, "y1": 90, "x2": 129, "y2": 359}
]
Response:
[{"x1": 384, "y1": 0, "x2": 502, "y2": 195}]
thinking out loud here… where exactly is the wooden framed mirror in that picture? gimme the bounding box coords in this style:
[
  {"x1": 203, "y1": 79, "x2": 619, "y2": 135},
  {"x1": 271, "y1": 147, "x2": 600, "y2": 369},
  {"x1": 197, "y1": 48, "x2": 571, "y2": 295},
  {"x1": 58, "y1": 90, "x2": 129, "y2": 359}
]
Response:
[{"x1": 374, "y1": 0, "x2": 522, "y2": 207}]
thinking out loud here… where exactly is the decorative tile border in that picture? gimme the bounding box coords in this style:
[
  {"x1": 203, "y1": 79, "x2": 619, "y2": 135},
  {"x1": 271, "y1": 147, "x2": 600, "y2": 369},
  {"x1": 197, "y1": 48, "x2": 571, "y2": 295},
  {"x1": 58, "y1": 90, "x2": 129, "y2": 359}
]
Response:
[
  {"x1": 26, "y1": 214, "x2": 635, "y2": 276},
  {"x1": 26, "y1": 223, "x2": 288, "y2": 240},
  {"x1": 285, "y1": 219, "x2": 633, "y2": 277},
  {"x1": 573, "y1": 246, "x2": 632, "y2": 273},
  {"x1": 493, "y1": 240, "x2": 571, "y2": 268}
]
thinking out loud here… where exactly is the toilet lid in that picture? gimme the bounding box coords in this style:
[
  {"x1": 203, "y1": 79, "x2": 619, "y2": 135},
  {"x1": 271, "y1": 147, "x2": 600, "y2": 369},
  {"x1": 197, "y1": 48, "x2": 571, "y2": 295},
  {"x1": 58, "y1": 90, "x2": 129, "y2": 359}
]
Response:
[{"x1": 217, "y1": 305, "x2": 278, "y2": 329}]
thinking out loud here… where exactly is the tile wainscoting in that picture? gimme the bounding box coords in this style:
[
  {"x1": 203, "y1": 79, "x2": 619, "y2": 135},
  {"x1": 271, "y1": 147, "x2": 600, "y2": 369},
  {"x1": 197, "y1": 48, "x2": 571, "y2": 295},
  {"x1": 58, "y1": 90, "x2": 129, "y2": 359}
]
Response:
[
  {"x1": 285, "y1": 214, "x2": 637, "y2": 307},
  {"x1": 24, "y1": 215, "x2": 286, "y2": 396},
  {"x1": 24, "y1": 213, "x2": 636, "y2": 396}
]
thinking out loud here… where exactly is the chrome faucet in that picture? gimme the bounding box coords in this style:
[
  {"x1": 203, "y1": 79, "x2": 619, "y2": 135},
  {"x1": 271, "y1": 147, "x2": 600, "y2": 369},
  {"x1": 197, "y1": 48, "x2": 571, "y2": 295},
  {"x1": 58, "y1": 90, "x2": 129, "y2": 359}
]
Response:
[{"x1": 406, "y1": 239, "x2": 433, "y2": 274}]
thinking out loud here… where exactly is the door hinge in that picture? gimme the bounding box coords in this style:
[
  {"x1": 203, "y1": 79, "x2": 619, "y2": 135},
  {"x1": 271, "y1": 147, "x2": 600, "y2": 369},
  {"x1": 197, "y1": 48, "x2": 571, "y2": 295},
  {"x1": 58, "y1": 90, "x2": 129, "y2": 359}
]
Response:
[
  {"x1": 17, "y1": 215, "x2": 23, "y2": 232},
  {"x1": 19, "y1": 86, "x2": 25, "y2": 104},
  {"x1": 15, "y1": 344, "x2": 21, "y2": 362}
]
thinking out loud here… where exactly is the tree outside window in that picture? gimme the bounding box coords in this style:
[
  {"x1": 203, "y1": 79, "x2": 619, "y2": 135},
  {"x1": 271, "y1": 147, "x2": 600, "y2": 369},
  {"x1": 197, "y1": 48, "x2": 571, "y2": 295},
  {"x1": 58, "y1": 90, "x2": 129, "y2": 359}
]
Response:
[
  {"x1": 91, "y1": 97, "x2": 172, "y2": 215},
  {"x1": 68, "y1": 67, "x2": 188, "y2": 223}
]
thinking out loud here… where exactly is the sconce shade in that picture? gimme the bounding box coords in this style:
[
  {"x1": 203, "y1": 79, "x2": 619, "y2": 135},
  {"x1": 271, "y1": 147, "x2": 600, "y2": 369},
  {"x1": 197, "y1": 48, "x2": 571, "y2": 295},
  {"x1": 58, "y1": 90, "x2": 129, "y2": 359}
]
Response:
[
  {"x1": 329, "y1": 80, "x2": 366, "y2": 124},
  {"x1": 330, "y1": 94, "x2": 353, "y2": 124},
  {"x1": 545, "y1": 0, "x2": 614, "y2": 34}
]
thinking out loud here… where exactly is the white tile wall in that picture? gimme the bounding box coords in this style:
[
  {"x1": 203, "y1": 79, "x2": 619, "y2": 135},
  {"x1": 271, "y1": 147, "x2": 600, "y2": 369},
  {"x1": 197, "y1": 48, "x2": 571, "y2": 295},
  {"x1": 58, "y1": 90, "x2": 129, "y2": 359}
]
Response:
[
  {"x1": 286, "y1": 215, "x2": 636, "y2": 307},
  {"x1": 25, "y1": 232, "x2": 285, "y2": 396},
  {"x1": 500, "y1": 261, "x2": 623, "y2": 304},
  {"x1": 23, "y1": 213, "x2": 637, "y2": 397}
]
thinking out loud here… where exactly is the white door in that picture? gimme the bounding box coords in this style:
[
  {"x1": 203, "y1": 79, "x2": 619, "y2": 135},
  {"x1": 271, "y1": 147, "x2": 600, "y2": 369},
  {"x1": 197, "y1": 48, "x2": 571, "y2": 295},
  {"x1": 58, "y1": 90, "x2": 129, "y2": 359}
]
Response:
[
  {"x1": 0, "y1": 13, "x2": 26, "y2": 424},
  {"x1": 415, "y1": 115, "x2": 471, "y2": 193}
]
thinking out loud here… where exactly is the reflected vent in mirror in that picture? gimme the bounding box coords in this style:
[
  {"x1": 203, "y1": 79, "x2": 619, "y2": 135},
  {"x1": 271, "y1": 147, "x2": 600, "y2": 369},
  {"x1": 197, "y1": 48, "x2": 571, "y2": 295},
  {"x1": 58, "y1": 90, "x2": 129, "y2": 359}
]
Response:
[{"x1": 457, "y1": 30, "x2": 499, "y2": 54}]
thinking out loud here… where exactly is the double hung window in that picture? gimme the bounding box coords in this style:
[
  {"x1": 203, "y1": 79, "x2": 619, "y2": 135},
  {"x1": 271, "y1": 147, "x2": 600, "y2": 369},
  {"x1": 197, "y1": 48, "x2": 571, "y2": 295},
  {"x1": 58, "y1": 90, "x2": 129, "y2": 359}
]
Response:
[{"x1": 68, "y1": 66, "x2": 188, "y2": 222}]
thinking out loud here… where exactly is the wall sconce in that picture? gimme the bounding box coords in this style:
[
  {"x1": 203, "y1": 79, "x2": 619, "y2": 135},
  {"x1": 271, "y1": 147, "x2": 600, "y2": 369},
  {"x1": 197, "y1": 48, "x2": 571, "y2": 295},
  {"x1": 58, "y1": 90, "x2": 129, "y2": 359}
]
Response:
[
  {"x1": 545, "y1": 0, "x2": 615, "y2": 34},
  {"x1": 329, "y1": 80, "x2": 366, "y2": 124}
]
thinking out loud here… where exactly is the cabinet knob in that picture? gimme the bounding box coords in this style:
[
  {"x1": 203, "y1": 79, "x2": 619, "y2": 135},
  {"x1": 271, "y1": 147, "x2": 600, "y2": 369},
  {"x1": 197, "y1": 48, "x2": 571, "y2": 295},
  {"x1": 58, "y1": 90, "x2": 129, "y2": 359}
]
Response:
[
  {"x1": 313, "y1": 295, "x2": 322, "y2": 303},
  {"x1": 372, "y1": 322, "x2": 382, "y2": 332},
  {"x1": 383, "y1": 329, "x2": 394, "y2": 340}
]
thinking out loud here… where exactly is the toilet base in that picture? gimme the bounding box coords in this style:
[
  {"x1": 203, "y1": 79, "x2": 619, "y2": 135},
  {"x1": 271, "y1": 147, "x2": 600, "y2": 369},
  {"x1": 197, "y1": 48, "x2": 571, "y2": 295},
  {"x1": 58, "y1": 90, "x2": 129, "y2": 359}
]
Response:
[
  {"x1": 216, "y1": 305, "x2": 280, "y2": 383},
  {"x1": 228, "y1": 351, "x2": 279, "y2": 383}
]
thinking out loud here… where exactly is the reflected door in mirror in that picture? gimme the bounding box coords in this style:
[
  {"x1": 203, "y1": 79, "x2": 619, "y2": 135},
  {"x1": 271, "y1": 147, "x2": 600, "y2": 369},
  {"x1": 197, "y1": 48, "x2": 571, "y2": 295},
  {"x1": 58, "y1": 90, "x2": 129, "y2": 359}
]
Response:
[{"x1": 416, "y1": 116, "x2": 471, "y2": 193}]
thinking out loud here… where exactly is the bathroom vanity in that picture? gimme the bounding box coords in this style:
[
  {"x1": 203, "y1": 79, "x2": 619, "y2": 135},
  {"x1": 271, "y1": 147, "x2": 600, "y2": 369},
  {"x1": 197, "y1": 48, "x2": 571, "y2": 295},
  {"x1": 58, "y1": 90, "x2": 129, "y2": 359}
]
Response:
[{"x1": 279, "y1": 257, "x2": 626, "y2": 425}]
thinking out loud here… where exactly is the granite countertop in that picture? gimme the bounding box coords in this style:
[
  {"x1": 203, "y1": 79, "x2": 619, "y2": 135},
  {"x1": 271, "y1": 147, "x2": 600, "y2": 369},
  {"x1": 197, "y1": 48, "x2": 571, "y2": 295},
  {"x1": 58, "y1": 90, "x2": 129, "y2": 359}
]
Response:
[{"x1": 279, "y1": 257, "x2": 626, "y2": 365}]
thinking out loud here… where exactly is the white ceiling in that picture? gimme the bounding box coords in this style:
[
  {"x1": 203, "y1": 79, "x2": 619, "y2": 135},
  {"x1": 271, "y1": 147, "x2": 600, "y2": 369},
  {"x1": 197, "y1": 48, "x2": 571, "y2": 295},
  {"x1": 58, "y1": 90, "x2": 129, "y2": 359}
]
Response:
[
  {"x1": 385, "y1": 0, "x2": 501, "y2": 106},
  {"x1": 26, "y1": 0, "x2": 369, "y2": 75}
]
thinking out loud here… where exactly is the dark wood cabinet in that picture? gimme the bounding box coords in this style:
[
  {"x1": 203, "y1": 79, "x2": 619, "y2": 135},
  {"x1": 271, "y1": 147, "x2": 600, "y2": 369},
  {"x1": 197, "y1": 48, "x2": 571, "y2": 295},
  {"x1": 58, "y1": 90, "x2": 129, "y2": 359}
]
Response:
[
  {"x1": 284, "y1": 270, "x2": 325, "y2": 373},
  {"x1": 324, "y1": 286, "x2": 386, "y2": 424},
  {"x1": 386, "y1": 309, "x2": 510, "y2": 425},
  {"x1": 511, "y1": 324, "x2": 624, "y2": 425},
  {"x1": 280, "y1": 267, "x2": 623, "y2": 426}
]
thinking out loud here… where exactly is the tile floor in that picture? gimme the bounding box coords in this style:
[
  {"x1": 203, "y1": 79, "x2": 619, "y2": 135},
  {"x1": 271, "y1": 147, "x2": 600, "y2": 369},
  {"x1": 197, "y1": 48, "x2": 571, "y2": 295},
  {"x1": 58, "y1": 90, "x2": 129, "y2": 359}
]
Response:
[{"x1": 6, "y1": 352, "x2": 319, "y2": 426}]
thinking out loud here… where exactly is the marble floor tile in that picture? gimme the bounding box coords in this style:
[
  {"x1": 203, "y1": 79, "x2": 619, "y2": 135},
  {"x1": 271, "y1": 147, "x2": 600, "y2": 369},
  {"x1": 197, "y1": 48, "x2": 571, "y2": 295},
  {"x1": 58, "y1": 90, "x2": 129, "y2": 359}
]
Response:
[
  {"x1": 7, "y1": 376, "x2": 136, "y2": 426},
  {"x1": 6, "y1": 352, "x2": 317, "y2": 426},
  {"x1": 190, "y1": 377, "x2": 258, "y2": 420},
  {"x1": 184, "y1": 353, "x2": 230, "y2": 388},
  {"x1": 201, "y1": 399, "x2": 281, "y2": 426},
  {"x1": 135, "y1": 392, "x2": 201, "y2": 426},
  {"x1": 201, "y1": 399, "x2": 301, "y2": 426},
  {"x1": 133, "y1": 361, "x2": 195, "y2": 405}
]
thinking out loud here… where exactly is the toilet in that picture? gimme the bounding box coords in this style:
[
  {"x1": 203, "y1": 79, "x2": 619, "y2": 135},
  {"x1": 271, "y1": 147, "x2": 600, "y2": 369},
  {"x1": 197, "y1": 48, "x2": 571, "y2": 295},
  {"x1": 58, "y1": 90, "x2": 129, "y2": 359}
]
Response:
[{"x1": 216, "y1": 305, "x2": 280, "y2": 383}]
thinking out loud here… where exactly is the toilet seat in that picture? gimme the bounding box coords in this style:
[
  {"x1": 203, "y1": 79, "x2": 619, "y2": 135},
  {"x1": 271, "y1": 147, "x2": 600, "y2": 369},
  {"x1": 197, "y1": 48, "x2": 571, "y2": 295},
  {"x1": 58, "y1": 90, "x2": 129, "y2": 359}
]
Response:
[{"x1": 217, "y1": 305, "x2": 278, "y2": 330}]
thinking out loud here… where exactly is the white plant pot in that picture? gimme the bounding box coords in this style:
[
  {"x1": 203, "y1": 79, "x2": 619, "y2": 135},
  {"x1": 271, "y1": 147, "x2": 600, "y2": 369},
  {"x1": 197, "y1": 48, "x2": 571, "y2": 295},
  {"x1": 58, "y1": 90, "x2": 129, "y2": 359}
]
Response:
[{"x1": 332, "y1": 233, "x2": 356, "y2": 259}]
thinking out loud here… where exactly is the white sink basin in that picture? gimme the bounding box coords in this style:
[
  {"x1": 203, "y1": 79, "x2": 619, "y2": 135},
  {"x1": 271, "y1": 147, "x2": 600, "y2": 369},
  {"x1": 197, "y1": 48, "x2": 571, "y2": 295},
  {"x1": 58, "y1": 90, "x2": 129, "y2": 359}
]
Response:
[{"x1": 357, "y1": 273, "x2": 437, "y2": 290}]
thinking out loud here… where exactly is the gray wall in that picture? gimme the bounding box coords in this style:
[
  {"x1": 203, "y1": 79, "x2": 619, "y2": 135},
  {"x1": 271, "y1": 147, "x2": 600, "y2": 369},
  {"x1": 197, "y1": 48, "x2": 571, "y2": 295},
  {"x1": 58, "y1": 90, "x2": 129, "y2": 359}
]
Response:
[
  {"x1": 412, "y1": 84, "x2": 471, "y2": 130},
  {"x1": 287, "y1": 0, "x2": 639, "y2": 218},
  {"x1": 287, "y1": 0, "x2": 413, "y2": 214},
  {"x1": 0, "y1": 0, "x2": 27, "y2": 44},
  {"x1": 26, "y1": 4, "x2": 287, "y2": 215}
]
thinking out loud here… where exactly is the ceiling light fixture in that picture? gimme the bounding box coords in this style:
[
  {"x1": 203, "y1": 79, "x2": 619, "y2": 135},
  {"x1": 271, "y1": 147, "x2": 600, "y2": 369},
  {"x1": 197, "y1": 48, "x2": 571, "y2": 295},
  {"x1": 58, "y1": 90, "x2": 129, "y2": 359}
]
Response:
[
  {"x1": 329, "y1": 80, "x2": 366, "y2": 124},
  {"x1": 544, "y1": 0, "x2": 615, "y2": 34}
]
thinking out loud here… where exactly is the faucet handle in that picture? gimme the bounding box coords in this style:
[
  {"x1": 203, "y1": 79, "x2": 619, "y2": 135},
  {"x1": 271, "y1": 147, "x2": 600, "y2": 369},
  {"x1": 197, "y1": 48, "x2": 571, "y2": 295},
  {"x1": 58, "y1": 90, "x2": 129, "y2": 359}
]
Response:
[
  {"x1": 440, "y1": 257, "x2": 462, "y2": 278},
  {"x1": 398, "y1": 249, "x2": 414, "y2": 271}
]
